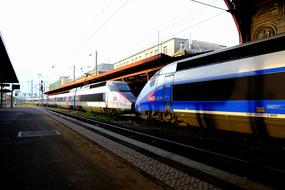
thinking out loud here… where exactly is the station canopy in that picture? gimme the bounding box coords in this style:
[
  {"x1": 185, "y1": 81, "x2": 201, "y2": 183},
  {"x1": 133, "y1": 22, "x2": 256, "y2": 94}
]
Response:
[{"x1": 0, "y1": 32, "x2": 19, "y2": 84}]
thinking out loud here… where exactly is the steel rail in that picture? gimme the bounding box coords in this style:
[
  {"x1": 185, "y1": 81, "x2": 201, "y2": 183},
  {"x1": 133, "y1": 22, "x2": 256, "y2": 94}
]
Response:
[{"x1": 45, "y1": 108, "x2": 285, "y2": 176}]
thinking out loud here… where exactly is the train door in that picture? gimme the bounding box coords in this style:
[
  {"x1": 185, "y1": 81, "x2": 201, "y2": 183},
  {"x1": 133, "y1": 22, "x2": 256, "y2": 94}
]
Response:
[
  {"x1": 74, "y1": 88, "x2": 78, "y2": 108},
  {"x1": 163, "y1": 75, "x2": 174, "y2": 111},
  {"x1": 105, "y1": 89, "x2": 108, "y2": 109},
  {"x1": 65, "y1": 96, "x2": 69, "y2": 109}
]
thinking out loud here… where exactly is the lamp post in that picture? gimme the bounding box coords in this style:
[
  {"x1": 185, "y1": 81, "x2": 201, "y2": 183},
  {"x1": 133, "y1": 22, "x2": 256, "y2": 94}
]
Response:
[
  {"x1": 73, "y1": 65, "x2": 75, "y2": 82},
  {"x1": 31, "y1": 80, "x2": 33, "y2": 103},
  {"x1": 84, "y1": 72, "x2": 91, "y2": 86},
  {"x1": 67, "y1": 65, "x2": 76, "y2": 82},
  {"x1": 37, "y1": 74, "x2": 42, "y2": 105}
]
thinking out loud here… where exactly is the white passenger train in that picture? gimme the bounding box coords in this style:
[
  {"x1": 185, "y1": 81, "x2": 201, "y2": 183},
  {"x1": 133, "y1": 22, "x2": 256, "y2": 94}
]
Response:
[{"x1": 46, "y1": 81, "x2": 136, "y2": 114}]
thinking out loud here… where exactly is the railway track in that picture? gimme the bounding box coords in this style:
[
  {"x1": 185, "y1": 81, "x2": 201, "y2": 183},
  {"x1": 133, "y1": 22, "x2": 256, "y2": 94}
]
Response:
[{"x1": 43, "y1": 107, "x2": 284, "y2": 189}]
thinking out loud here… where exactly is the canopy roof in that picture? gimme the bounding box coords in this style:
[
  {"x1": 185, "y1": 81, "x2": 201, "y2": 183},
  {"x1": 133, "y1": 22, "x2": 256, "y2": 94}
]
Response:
[{"x1": 0, "y1": 32, "x2": 18, "y2": 83}]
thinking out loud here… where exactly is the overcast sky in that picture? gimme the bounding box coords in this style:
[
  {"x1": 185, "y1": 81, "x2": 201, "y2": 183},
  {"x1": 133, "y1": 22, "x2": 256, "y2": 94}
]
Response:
[{"x1": 0, "y1": 0, "x2": 239, "y2": 94}]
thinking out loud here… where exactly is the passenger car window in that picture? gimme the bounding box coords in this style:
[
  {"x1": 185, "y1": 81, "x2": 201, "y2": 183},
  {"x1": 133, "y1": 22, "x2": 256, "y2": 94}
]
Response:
[{"x1": 149, "y1": 71, "x2": 159, "y2": 87}]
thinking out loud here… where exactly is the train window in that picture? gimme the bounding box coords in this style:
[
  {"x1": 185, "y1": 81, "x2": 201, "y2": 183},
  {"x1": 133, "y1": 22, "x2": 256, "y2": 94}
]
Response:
[
  {"x1": 79, "y1": 93, "x2": 105, "y2": 102},
  {"x1": 179, "y1": 42, "x2": 184, "y2": 50},
  {"x1": 111, "y1": 83, "x2": 131, "y2": 92},
  {"x1": 163, "y1": 46, "x2": 167, "y2": 54},
  {"x1": 173, "y1": 71, "x2": 285, "y2": 101},
  {"x1": 149, "y1": 71, "x2": 159, "y2": 87},
  {"x1": 156, "y1": 74, "x2": 164, "y2": 87},
  {"x1": 90, "y1": 82, "x2": 106, "y2": 89}
]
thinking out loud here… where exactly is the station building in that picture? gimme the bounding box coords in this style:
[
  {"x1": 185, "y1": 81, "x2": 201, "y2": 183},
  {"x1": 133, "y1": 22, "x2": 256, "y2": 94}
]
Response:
[
  {"x1": 49, "y1": 76, "x2": 70, "y2": 90},
  {"x1": 113, "y1": 38, "x2": 226, "y2": 69},
  {"x1": 49, "y1": 63, "x2": 114, "y2": 90},
  {"x1": 95, "y1": 63, "x2": 114, "y2": 74},
  {"x1": 47, "y1": 38, "x2": 226, "y2": 93}
]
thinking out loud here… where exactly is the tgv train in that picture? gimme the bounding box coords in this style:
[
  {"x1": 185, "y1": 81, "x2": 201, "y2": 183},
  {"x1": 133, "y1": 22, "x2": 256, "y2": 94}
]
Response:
[
  {"x1": 135, "y1": 34, "x2": 285, "y2": 139},
  {"x1": 47, "y1": 81, "x2": 136, "y2": 114}
]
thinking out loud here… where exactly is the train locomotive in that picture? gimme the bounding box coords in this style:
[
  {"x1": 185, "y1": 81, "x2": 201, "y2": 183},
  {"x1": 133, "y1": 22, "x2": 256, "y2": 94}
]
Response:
[
  {"x1": 47, "y1": 81, "x2": 136, "y2": 114},
  {"x1": 135, "y1": 34, "x2": 285, "y2": 139}
]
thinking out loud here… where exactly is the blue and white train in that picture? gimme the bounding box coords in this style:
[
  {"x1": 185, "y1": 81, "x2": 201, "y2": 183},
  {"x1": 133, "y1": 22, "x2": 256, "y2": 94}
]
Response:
[
  {"x1": 47, "y1": 81, "x2": 136, "y2": 114},
  {"x1": 135, "y1": 34, "x2": 285, "y2": 138}
]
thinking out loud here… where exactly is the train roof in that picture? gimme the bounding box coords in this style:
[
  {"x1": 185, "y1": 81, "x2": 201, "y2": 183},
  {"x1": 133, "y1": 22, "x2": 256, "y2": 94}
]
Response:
[{"x1": 176, "y1": 33, "x2": 285, "y2": 72}]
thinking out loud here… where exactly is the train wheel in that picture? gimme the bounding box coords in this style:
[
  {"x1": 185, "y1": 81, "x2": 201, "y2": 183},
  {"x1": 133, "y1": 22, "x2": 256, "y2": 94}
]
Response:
[
  {"x1": 163, "y1": 111, "x2": 171, "y2": 122},
  {"x1": 158, "y1": 112, "x2": 164, "y2": 121},
  {"x1": 105, "y1": 108, "x2": 111, "y2": 115},
  {"x1": 147, "y1": 111, "x2": 152, "y2": 120},
  {"x1": 111, "y1": 109, "x2": 117, "y2": 115},
  {"x1": 167, "y1": 113, "x2": 179, "y2": 124},
  {"x1": 171, "y1": 113, "x2": 176, "y2": 122}
]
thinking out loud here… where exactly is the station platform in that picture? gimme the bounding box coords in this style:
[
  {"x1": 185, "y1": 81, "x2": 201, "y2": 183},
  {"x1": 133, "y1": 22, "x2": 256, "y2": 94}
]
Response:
[{"x1": 0, "y1": 107, "x2": 165, "y2": 190}]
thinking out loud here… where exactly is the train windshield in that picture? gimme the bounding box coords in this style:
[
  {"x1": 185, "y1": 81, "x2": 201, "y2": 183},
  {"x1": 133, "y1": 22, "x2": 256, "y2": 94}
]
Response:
[{"x1": 109, "y1": 82, "x2": 131, "y2": 92}]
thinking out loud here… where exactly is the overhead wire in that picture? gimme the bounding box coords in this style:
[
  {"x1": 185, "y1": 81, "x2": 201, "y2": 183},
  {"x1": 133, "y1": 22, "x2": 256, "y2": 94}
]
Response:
[
  {"x1": 74, "y1": 0, "x2": 229, "y2": 63},
  {"x1": 132, "y1": 0, "x2": 219, "y2": 50},
  {"x1": 133, "y1": 11, "x2": 226, "y2": 56},
  {"x1": 131, "y1": 0, "x2": 226, "y2": 56},
  {"x1": 98, "y1": 0, "x2": 114, "y2": 15},
  {"x1": 159, "y1": 0, "x2": 220, "y2": 32},
  {"x1": 190, "y1": 0, "x2": 228, "y2": 12},
  {"x1": 76, "y1": 0, "x2": 131, "y2": 52},
  {"x1": 159, "y1": 11, "x2": 226, "y2": 43}
]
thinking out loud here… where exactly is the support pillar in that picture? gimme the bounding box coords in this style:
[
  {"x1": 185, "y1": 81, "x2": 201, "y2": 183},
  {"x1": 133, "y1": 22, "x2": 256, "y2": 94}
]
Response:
[
  {"x1": 0, "y1": 82, "x2": 3, "y2": 108},
  {"x1": 10, "y1": 90, "x2": 13, "y2": 108},
  {"x1": 146, "y1": 72, "x2": 149, "y2": 81}
]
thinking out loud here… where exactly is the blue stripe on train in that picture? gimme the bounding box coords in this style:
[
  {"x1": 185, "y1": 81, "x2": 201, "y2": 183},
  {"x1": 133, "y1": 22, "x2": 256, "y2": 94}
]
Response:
[
  {"x1": 136, "y1": 67, "x2": 285, "y2": 113},
  {"x1": 136, "y1": 90, "x2": 285, "y2": 114},
  {"x1": 172, "y1": 100, "x2": 285, "y2": 114}
]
